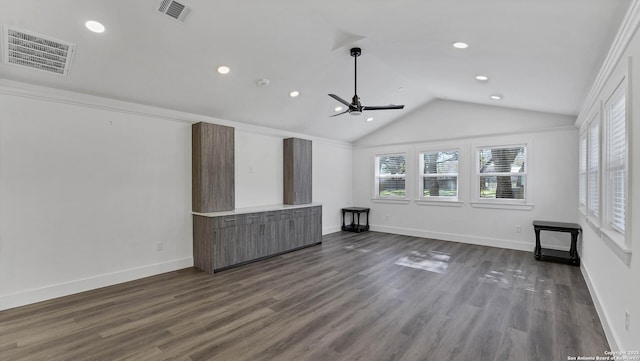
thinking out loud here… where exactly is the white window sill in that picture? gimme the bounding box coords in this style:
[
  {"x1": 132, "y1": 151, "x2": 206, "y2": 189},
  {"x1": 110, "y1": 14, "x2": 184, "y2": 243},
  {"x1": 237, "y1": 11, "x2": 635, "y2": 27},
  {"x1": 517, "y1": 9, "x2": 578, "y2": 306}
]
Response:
[
  {"x1": 470, "y1": 201, "x2": 534, "y2": 211},
  {"x1": 415, "y1": 199, "x2": 464, "y2": 207},
  {"x1": 371, "y1": 198, "x2": 410, "y2": 205},
  {"x1": 600, "y1": 227, "x2": 632, "y2": 266}
]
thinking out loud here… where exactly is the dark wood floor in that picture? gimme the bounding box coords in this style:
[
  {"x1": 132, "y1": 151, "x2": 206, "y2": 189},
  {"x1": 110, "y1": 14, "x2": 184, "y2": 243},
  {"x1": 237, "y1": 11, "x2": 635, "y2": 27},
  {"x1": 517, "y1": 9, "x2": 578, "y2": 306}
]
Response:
[{"x1": 0, "y1": 231, "x2": 609, "y2": 361}]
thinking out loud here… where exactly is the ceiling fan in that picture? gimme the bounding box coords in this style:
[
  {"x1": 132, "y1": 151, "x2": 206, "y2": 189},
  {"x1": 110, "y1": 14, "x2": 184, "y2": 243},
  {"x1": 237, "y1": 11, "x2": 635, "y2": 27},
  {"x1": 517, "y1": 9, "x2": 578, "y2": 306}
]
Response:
[{"x1": 329, "y1": 47, "x2": 405, "y2": 117}]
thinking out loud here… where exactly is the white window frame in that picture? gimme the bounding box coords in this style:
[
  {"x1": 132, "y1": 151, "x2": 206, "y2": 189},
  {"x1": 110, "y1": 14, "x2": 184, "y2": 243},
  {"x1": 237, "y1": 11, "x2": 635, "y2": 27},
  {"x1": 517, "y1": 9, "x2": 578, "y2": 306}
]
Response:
[
  {"x1": 578, "y1": 130, "x2": 588, "y2": 214},
  {"x1": 417, "y1": 148, "x2": 460, "y2": 204},
  {"x1": 373, "y1": 152, "x2": 408, "y2": 202},
  {"x1": 603, "y1": 80, "x2": 628, "y2": 238},
  {"x1": 471, "y1": 142, "x2": 532, "y2": 210}
]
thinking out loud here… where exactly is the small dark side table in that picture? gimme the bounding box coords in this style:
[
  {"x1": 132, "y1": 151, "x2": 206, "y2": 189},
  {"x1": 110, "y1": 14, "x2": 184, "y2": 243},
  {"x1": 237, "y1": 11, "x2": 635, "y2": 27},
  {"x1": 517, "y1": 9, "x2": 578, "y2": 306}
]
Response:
[
  {"x1": 341, "y1": 207, "x2": 370, "y2": 233},
  {"x1": 533, "y1": 220, "x2": 581, "y2": 266}
]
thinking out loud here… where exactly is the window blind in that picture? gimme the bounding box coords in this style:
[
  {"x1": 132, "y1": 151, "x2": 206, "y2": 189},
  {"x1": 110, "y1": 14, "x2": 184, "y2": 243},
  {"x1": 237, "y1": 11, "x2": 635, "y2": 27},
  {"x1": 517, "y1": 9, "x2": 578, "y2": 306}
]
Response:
[
  {"x1": 376, "y1": 154, "x2": 406, "y2": 197},
  {"x1": 579, "y1": 133, "x2": 587, "y2": 209},
  {"x1": 607, "y1": 93, "x2": 626, "y2": 232},
  {"x1": 477, "y1": 146, "x2": 526, "y2": 200},
  {"x1": 420, "y1": 150, "x2": 459, "y2": 198},
  {"x1": 588, "y1": 120, "x2": 599, "y2": 217}
]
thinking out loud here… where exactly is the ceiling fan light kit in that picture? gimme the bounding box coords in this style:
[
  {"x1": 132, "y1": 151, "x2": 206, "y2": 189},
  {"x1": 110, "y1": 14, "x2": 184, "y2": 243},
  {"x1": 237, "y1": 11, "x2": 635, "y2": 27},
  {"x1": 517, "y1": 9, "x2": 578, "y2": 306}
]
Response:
[{"x1": 328, "y1": 47, "x2": 405, "y2": 117}]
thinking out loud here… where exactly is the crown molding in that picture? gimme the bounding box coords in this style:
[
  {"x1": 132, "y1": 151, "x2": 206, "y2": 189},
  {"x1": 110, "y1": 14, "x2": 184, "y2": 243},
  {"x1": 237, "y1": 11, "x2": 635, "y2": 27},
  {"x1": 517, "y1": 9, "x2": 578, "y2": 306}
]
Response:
[{"x1": 576, "y1": 0, "x2": 640, "y2": 127}]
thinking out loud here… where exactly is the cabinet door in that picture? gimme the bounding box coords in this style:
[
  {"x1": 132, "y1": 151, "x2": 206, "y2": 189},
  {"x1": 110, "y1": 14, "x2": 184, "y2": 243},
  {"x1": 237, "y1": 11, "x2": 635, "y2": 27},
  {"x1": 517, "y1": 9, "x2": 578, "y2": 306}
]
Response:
[
  {"x1": 239, "y1": 224, "x2": 259, "y2": 264},
  {"x1": 290, "y1": 213, "x2": 306, "y2": 249},
  {"x1": 278, "y1": 211, "x2": 296, "y2": 250},
  {"x1": 309, "y1": 207, "x2": 322, "y2": 245},
  {"x1": 283, "y1": 138, "x2": 312, "y2": 205},
  {"x1": 213, "y1": 227, "x2": 237, "y2": 269},
  {"x1": 263, "y1": 212, "x2": 279, "y2": 256},
  {"x1": 192, "y1": 123, "x2": 234, "y2": 212}
]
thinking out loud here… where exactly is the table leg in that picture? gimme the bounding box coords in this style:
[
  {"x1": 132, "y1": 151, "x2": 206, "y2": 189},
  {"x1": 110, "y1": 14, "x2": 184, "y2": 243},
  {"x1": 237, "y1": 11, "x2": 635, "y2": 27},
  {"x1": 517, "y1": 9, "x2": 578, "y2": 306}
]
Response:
[
  {"x1": 534, "y1": 228, "x2": 542, "y2": 259},
  {"x1": 569, "y1": 230, "x2": 578, "y2": 263}
]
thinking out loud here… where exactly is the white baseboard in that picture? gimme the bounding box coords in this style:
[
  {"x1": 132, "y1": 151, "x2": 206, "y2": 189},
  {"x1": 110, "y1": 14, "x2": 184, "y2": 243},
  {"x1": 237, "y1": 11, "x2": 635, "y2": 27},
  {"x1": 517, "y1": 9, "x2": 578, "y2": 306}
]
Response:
[
  {"x1": 370, "y1": 225, "x2": 533, "y2": 252},
  {"x1": 323, "y1": 225, "x2": 342, "y2": 235},
  {"x1": 0, "y1": 258, "x2": 193, "y2": 311},
  {"x1": 580, "y1": 261, "x2": 620, "y2": 351}
]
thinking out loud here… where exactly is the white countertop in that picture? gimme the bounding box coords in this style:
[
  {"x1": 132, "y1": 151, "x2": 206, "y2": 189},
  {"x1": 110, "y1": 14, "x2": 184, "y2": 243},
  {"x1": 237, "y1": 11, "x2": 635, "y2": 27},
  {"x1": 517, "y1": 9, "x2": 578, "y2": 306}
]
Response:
[{"x1": 192, "y1": 202, "x2": 322, "y2": 217}]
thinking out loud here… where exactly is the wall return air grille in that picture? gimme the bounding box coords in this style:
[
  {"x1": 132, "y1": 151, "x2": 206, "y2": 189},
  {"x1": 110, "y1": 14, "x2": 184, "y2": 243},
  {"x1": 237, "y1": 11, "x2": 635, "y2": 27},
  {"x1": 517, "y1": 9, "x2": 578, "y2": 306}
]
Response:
[
  {"x1": 158, "y1": 0, "x2": 191, "y2": 22},
  {"x1": 2, "y1": 25, "x2": 75, "y2": 76}
]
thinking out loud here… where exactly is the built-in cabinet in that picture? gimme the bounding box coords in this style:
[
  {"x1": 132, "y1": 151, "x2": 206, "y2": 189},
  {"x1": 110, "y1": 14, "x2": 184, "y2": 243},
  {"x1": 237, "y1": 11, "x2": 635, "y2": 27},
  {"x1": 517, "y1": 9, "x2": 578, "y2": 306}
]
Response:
[
  {"x1": 193, "y1": 204, "x2": 322, "y2": 273},
  {"x1": 192, "y1": 122, "x2": 234, "y2": 212},
  {"x1": 283, "y1": 138, "x2": 312, "y2": 205}
]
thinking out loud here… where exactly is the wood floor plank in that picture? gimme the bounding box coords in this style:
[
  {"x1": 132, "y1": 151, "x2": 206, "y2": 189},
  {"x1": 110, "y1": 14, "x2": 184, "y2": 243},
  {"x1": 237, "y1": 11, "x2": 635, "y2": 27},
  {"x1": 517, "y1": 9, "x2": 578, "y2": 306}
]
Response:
[{"x1": 0, "y1": 231, "x2": 609, "y2": 361}]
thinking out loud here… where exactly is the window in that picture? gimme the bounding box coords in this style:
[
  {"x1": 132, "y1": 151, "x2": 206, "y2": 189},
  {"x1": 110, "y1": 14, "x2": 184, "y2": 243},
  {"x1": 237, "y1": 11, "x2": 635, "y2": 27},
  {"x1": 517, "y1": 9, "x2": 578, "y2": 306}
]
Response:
[
  {"x1": 477, "y1": 145, "x2": 526, "y2": 201},
  {"x1": 588, "y1": 116, "x2": 599, "y2": 219},
  {"x1": 605, "y1": 87, "x2": 626, "y2": 233},
  {"x1": 578, "y1": 131, "x2": 587, "y2": 211},
  {"x1": 375, "y1": 154, "x2": 406, "y2": 198},
  {"x1": 419, "y1": 150, "x2": 459, "y2": 199}
]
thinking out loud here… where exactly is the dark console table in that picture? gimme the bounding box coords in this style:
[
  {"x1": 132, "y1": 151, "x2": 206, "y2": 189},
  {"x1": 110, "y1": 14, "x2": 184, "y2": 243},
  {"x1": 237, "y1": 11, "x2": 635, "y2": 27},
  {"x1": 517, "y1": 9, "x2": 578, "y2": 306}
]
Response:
[
  {"x1": 342, "y1": 207, "x2": 370, "y2": 233},
  {"x1": 533, "y1": 220, "x2": 581, "y2": 266}
]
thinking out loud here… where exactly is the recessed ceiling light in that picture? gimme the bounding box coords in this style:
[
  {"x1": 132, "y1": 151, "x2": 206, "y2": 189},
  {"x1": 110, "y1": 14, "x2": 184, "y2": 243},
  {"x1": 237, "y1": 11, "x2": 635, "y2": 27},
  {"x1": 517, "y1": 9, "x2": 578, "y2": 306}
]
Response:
[
  {"x1": 335, "y1": 106, "x2": 343, "y2": 112},
  {"x1": 289, "y1": 90, "x2": 300, "y2": 98},
  {"x1": 452, "y1": 42, "x2": 469, "y2": 49},
  {"x1": 366, "y1": 117, "x2": 374, "y2": 122},
  {"x1": 475, "y1": 75, "x2": 489, "y2": 81},
  {"x1": 217, "y1": 66, "x2": 230, "y2": 75},
  {"x1": 85, "y1": 21, "x2": 105, "y2": 33},
  {"x1": 490, "y1": 94, "x2": 503, "y2": 100}
]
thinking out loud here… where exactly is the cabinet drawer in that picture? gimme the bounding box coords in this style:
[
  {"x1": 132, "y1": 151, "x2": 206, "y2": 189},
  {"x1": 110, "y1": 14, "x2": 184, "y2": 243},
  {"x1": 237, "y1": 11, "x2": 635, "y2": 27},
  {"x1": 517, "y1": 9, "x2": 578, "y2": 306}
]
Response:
[
  {"x1": 309, "y1": 206, "x2": 321, "y2": 215},
  {"x1": 277, "y1": 210, "x2": 291, "y2": 220},
  {"x1": 291, "y1": 208, "x2": 310, "y2": 217},
  {"x1": 264, "y1": 211, "x2": 279, "y2": 222},
  {"x1": 213, "y1": 214, "x2": 247, "y2": 228},
  {"x1": 246, "y1": 212, "x2": 265, "y2": 224}
]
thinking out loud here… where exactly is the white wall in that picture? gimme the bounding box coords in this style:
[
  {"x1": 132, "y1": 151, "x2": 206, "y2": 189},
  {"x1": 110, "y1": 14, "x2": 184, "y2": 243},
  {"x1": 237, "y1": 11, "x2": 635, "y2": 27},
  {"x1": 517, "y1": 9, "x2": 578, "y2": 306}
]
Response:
[
  {"x1": 235, "y1": 129, "x2": 352, "y2": 233},
  {"x1": 0, "y1": 91, "x2": 193, "y2": 310},
  {"x1": 355, "y1": 99, "x2": 576, "y2": 146},
  {"x1": 0, "y1": 81, "x2": 353, "y2": 310},
  {"x1": 353, "y1": 100, "x2": 578, "y2": 251},
  {"x1": 574, "y1": 2, "x2": 640, "y2": 350},
  {"x1": 312, "y1": 141, "x2": 354, "y2": 231}
]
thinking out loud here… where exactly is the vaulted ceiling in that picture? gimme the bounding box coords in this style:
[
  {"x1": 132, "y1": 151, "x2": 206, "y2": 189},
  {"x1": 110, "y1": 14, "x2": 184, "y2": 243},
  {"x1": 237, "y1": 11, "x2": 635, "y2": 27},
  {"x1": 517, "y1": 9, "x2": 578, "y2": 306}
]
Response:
[{"x1": 0, "y1": 0, "x2": 630, "y2": 141}]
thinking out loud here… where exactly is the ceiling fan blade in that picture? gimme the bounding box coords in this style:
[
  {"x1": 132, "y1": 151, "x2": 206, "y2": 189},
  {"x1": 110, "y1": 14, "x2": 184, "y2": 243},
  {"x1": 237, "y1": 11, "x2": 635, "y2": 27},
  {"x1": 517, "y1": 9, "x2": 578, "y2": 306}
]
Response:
[
  {"x1": 362, "y1": 104, "x2": 405, "y2": 111},
  {"x1": 330, "y1": 109, "x2": 351, "y2": 117},
  {"x1": 328, "y1": 94, "x2": 352, "y2": 107}
]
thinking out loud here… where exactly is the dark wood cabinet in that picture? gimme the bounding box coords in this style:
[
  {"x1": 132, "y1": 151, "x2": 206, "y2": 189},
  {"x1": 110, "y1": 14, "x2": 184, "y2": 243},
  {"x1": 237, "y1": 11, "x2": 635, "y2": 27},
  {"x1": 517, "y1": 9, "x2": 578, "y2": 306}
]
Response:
[
  {"x1": 283, "y1": 138, "x2": 312, "y2": 205},
  {"x1": 193, "y1": 205, "x2": 322, "y2": 274},
  {"x1": 192, "y1": 122, "x2": 234, "y2": 213},
  {"x1": 213, "y1": 226, "x2": 237, "y2": 269},
  {"x1": 308, "y1": 206, "x2": 322, "y2": 245}
]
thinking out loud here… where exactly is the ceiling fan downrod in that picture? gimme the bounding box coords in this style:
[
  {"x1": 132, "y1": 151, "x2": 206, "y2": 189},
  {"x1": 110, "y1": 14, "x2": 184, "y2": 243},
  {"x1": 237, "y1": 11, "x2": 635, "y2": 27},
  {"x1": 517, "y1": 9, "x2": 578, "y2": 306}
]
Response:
[{"x1": 351, "y1": 47, "x2": 361, "y2": 98}]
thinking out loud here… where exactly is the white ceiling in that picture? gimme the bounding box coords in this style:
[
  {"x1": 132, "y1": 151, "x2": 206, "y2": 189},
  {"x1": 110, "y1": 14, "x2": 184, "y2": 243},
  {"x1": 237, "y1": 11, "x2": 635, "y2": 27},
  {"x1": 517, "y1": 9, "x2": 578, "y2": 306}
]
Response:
[{"x1": 0, "y1": 0, "x2": 630, "y2": 142}]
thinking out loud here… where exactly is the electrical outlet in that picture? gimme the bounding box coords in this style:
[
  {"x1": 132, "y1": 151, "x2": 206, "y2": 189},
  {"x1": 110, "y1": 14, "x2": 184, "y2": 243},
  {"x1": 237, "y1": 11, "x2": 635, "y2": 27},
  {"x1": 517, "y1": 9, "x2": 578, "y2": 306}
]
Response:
[
  {"x1": 385, "y1": 215, "x2": 390, "y2": 221},
  {"x1": 625, "y1": 310, "x2": 630, "y2": 331},
  {"x1": 516, "y1": 225, "x2": 521, "y2": 233},
  {"x1": 156, "y1": 241, "x2": 163, "y2": 252}
]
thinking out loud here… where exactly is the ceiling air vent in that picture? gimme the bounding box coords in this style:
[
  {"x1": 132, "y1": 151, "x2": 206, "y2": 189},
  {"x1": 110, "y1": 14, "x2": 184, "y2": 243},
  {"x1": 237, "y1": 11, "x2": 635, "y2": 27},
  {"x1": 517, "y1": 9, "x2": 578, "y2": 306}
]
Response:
[
  {"x1": 2, "y1": 25, "x2": 75, "y2": 76},
  {"x1": 158, "y1": 0, "x2": 191, "y2": 22}
]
